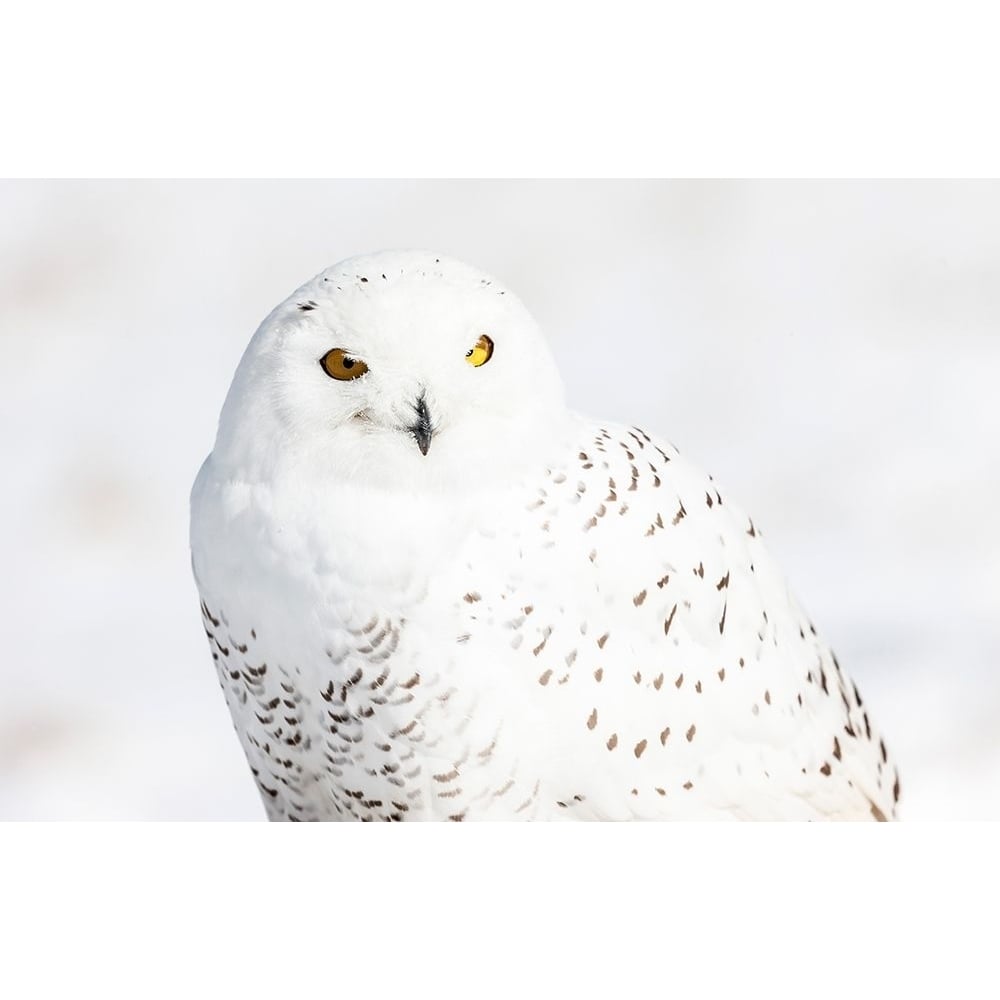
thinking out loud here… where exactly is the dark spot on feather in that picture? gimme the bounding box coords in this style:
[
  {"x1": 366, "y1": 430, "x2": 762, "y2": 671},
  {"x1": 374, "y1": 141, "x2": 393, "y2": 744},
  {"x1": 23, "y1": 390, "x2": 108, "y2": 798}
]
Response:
[{"x1": 664, "y1": 604, "x2": 678, "y2": 636}]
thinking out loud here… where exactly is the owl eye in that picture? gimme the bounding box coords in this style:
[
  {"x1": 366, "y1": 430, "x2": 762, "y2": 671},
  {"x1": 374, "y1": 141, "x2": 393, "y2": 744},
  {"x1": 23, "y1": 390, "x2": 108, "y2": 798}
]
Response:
[
  {"x1": 465, "y1": 334, "x2": 494, "y2": 367},
  {"x1": 320, "y1": 348, "x2": 369, "y2": 381}
]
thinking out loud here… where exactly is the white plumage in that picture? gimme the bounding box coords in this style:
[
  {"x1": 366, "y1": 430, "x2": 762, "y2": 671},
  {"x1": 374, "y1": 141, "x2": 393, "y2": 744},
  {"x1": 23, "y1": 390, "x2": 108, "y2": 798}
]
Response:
[{"x1": 190, "y1": 250, "x2": 899, "y2": 821}]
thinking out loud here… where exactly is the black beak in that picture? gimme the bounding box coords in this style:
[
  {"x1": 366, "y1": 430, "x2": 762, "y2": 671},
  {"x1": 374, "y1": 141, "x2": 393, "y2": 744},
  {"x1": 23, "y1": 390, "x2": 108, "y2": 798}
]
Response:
[{"x1": 409, "y1": 394, "x2": 433, "y2": 456}]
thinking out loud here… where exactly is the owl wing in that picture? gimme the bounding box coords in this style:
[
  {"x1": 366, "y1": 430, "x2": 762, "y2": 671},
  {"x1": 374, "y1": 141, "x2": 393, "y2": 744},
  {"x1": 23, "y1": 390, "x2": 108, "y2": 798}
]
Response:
[{"x1": 456, "y1": 419, "x2": 900, "y2": 820}]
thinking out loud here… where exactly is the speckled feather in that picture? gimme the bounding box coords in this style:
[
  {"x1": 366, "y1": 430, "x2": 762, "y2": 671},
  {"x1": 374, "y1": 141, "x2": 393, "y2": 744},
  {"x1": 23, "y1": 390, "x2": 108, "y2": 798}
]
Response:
[{"x1": 191, "y1": 250, "x2": 900, "y2": 821}]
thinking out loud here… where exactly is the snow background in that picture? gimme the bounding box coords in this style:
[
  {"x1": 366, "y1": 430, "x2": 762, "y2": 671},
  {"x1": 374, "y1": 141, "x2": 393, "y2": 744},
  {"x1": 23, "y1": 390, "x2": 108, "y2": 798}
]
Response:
[{"x1": 1, "y1": 180, "x2": 997, "y2": 820}]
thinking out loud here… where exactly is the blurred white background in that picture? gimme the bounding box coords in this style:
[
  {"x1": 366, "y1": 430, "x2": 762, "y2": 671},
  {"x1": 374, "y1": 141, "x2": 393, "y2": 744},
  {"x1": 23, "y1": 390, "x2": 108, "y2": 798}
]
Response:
[{"x1": 1, "y1": 180, "x2": 997, "y2": 819}]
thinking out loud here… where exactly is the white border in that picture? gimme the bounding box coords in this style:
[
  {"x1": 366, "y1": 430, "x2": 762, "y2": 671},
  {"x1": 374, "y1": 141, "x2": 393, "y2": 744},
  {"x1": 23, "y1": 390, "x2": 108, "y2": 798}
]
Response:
[
  {"x1": 2, "y1": 823, "x2": 997, "y2": 996},
  {"x1": 3, "y1": 2, "x2": 1000, "y2": 176}
]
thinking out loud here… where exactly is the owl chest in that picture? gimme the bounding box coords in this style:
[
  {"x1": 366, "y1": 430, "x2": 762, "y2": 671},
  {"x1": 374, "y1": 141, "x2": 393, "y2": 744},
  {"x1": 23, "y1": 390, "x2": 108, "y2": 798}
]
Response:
[{"x1": 213, "y1": 541, "x2": 529, "y2": 818}]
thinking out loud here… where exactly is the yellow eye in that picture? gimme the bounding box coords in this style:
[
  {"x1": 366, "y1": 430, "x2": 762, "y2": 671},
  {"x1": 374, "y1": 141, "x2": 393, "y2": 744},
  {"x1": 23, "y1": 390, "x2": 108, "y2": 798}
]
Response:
[
  {"x1": 320, "y1": 348, "x2": 369, "y2": 381},
  {"x1": 465, "y1": 334, "x2": 494, "y2": 367}
]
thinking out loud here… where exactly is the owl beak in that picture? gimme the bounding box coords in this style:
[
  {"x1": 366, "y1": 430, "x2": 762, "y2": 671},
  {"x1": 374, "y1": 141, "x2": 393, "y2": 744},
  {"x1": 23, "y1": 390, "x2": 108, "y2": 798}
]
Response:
[{"x1": 408, "y1": 394, "x2": 434, "y2": 456}]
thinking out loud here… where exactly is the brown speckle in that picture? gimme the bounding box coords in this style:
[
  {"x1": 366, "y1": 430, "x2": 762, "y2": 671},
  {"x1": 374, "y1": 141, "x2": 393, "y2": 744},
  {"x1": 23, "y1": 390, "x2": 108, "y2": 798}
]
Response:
[
  {"x1": 606, "y1": 733, "x2": 618, "y2": 751},
  {"x1": 633, "y1": 589, "x2": 647, "y2": 607},
  {"x1": 634, "y1": 739, "x2": 647, "y2": 759},
  {"x1": 685, "y1": 724, "x2": 696, "y2": 742},
  {"x1": 587, "y1": 708, "x2": 598, "y2": 730},
  {"x1": 664, "y1": 603, "x2": 678, "y2": 636},
  {"x1": 532, "y1": 635, "x2": 549, "y2": 656},
  {"x1": 538, "y1": 670, "x2": 553, "y2": 685},
  {"x1": 819, "y1": 762, "x2": 832, "y2": 776},
  {"x1": 492, "y1": 779, "x2": 515, "y2": 798},
  {"x1": 659, "y1": 726, "x2": 671, "y2": 745},
  {"x1": 594, "y1": 667, "x2": 604, "y2": 682}
]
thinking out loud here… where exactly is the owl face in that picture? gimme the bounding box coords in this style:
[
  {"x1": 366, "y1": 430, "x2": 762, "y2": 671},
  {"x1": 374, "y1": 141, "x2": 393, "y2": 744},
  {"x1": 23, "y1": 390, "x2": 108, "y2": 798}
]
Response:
[{"x1": 213, "y1": 251, "x2": 569, "y2": 491}]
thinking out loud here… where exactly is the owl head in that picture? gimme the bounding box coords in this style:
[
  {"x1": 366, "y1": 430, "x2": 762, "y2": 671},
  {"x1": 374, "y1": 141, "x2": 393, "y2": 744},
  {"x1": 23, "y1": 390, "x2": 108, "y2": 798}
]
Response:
[{"x1": 210, "y1": 251, "x2": 570, "y2": 492}]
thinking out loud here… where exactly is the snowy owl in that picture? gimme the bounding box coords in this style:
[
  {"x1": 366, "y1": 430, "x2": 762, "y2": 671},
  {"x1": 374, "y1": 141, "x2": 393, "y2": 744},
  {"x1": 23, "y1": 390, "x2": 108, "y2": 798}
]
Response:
[{"x1": 190, "y1": 249, "x2": 900, "y2": 821}]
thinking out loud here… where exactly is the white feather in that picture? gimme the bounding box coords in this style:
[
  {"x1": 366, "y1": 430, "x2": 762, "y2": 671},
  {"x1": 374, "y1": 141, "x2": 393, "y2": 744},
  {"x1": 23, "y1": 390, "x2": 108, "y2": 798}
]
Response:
[{"x1": 191, "y1": 250, "x2": 899, "y2": 821}]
